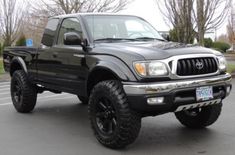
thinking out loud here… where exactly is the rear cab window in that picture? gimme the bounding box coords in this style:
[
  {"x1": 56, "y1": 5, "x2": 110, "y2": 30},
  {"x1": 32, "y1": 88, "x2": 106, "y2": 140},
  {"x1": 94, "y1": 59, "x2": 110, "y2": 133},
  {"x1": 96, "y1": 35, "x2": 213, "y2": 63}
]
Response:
[{"x1": 41, "y1": 18, "x2": 59, "y2": 47}]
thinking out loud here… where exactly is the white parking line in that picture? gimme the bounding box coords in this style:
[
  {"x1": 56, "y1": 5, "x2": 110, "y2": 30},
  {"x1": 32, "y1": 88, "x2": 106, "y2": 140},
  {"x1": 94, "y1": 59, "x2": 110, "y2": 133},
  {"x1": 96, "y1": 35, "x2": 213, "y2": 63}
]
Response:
[
  {"x1": 0, "y1": 88, "x2": 10, "y2": 91},
  {"x1": 0, "y1": 96, "x2": 11, "y2": 100},
  {"x1": 0, "y1": 103, "x2": 12, "y2": 106},
  {"x1": 38, "y1": 94, "x2": 68, "y2": 100},
  {"x1": 0, "y1": 81, "x2": 76, "y2": 107},
  {"x1": 0, "y1": 85, "x2": 10, "y2": 88},
  {"x1": 0, "y1": 82, "x2": 10, "y2": 85},
  {"x1": 39, "y1": 96, "x2": 76, "y2": 102},
  {"x1": 0, "y1": 95, "x2": 75, "y2": 106},
  {"x1": 0, "y1": 89, "x2": 59, "y2": 95},
  {"x1": 0, "y1": 92, "x2": 10, "y2": 95},
  {"x1": 0, "y1": 93, "x2": 70, "y2": 101},
  {"x1": 0, "y1": 91, "x2": 63, "y2": 98}
]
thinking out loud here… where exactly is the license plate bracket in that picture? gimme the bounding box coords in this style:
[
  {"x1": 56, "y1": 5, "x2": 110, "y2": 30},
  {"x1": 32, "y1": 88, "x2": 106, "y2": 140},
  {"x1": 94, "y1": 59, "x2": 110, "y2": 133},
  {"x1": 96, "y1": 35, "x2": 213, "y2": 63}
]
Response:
[{"x1": 196, "y1": 86, "x2": 213, "y2": 101}]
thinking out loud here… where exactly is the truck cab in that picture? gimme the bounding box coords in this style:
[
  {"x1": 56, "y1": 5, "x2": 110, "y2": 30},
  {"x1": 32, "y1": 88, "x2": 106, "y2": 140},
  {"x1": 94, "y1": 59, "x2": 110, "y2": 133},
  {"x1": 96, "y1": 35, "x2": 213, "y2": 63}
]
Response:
[{"x1": 3, "y1": 13, "x2": 232, "y2": 149}]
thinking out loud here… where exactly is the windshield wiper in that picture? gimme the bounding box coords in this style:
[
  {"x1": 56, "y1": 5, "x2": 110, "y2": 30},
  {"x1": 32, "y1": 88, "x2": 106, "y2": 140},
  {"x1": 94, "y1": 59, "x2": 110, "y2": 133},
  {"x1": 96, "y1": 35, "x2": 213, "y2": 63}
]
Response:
[
  {"x1": 134, "y1": 37, "x2": 165, "y2": 41},
  {"x1": 94, "y1": 38, "x2": 136, "y2": 42}
]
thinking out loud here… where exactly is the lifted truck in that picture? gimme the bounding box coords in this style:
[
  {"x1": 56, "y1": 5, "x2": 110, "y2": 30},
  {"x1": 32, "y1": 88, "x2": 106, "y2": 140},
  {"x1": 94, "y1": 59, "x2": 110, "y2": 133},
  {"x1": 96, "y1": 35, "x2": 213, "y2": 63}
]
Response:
[{"x1": 3, "y1": 13, "x2": 232, "y2": 149}]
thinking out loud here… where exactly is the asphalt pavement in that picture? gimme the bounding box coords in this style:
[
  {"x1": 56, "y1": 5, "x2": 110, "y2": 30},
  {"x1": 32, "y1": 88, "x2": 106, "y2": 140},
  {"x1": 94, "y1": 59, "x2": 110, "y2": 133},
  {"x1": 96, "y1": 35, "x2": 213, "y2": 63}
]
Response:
[{"x1": 0, "y1": 80, "x2": 234, "y2": 155}]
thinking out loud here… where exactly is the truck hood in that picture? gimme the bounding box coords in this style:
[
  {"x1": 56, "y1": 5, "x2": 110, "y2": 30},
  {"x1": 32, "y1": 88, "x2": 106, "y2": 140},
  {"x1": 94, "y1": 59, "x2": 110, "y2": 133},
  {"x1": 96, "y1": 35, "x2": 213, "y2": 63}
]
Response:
[{"x1": 94, "y1": 41, "x2": 222, "y2": 61}]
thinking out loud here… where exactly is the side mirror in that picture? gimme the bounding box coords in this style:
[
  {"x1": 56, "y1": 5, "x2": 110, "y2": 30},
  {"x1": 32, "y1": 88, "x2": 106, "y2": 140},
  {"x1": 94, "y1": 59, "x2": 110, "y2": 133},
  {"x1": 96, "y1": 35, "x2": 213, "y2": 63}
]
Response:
[
  {"x1": 161, "y1": 34, "x2": 170, "y2": 41},
  {"x1": 64, "y1": 32, "x2": 82, "y2": 45}
]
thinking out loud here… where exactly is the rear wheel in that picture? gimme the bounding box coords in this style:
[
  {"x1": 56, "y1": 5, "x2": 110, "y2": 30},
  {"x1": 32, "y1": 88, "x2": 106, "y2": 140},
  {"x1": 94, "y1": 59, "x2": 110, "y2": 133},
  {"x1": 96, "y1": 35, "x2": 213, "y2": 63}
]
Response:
[
  {"x1": 88, "y1": 80, "x2": 141, "y2": 149},
  {"x1": 11, "y1": 70, "x2": 37, "y2": 113},
  {"x1": 175, "y1": 103, "x2": 222, "y2": 129}
]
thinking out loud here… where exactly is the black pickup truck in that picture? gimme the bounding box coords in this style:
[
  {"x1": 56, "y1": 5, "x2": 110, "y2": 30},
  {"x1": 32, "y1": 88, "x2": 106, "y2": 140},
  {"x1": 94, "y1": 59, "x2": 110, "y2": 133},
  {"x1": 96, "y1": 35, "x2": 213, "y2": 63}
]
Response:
[{"x1": 3, "y1": 13, "x2": 232, "y2": 149}]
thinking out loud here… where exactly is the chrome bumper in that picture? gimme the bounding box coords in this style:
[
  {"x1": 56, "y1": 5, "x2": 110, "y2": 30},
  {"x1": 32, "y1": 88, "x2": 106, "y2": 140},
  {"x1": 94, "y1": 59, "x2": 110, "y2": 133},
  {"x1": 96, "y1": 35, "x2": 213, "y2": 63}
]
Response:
[{"x1": 123, "y1": 73, "x2": 232, "y2": 95}]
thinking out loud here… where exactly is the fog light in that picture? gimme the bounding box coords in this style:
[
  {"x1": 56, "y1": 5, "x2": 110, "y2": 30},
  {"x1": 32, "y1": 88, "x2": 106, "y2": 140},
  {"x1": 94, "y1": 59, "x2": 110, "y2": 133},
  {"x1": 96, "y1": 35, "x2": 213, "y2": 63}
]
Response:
[{"x1": 147, "y1": 97, "x2": 164, "y2": 105}]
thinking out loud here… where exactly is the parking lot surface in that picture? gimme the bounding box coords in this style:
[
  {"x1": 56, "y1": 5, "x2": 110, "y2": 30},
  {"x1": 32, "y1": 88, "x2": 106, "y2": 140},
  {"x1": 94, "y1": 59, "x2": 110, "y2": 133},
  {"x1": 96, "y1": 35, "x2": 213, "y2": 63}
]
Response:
[{"x1": 0, "y1": 80, "x2": 234, "y2": 155}]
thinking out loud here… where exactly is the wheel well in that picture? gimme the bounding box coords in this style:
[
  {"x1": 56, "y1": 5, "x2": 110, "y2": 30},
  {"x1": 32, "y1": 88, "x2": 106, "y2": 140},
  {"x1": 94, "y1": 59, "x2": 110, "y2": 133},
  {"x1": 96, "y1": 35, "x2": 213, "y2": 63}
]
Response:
[
  {"x1": 87, "y1": 68, "x2": 119, "y2": 96},
  {"x1": 10, "y1": 61, "x2": 23, "y2": 76}
]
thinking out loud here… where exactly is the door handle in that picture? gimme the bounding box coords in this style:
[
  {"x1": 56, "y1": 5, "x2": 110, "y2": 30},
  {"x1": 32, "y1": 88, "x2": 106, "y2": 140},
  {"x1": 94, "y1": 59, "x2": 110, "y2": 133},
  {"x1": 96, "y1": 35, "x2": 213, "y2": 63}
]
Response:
[{"x1": 53, "y1": 52, "x2": 58, "y2": 58}]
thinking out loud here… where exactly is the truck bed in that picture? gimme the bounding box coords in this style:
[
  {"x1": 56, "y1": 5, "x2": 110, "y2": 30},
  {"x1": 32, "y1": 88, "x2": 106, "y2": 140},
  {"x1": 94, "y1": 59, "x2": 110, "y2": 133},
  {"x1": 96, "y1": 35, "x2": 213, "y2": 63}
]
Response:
[{"x1": 3, "y1": 47, "x2": 38, "y2": 73}]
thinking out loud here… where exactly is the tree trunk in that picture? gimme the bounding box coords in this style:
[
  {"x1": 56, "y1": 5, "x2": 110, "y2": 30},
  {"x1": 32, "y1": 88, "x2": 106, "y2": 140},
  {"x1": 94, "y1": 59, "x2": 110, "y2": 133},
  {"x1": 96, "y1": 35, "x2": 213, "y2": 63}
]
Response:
[
  {"x1": 198, "y1": 30, "x2": 205, "y2": 46},
  {"x1": 197, "y1": 0, "x2": 205, "y2": 46}
]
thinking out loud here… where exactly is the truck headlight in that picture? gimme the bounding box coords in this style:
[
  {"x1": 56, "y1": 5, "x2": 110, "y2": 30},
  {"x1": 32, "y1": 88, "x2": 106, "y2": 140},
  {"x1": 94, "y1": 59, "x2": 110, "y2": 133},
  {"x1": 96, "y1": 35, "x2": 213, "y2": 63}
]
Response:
[
  {"x1": 134, "y1": 61, "x2": 168, "y2": 77},
  {"x1": 217, "y1": 56, "x2": 227, "y2": 71}
]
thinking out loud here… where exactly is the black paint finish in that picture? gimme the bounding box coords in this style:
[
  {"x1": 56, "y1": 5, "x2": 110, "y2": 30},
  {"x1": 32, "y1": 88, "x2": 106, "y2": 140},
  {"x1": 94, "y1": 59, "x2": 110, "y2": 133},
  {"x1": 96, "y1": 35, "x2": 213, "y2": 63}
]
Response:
[{"x1": 3, "y1": 13, "x2": 224, "y2": 101}]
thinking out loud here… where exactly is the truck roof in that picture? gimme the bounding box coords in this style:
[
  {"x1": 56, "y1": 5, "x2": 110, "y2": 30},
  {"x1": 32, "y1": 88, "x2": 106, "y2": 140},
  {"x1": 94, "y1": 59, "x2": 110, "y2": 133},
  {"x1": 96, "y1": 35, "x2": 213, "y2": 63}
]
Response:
[{"x1": 51, "y1": 13, "x2": 139, "y2": 19}]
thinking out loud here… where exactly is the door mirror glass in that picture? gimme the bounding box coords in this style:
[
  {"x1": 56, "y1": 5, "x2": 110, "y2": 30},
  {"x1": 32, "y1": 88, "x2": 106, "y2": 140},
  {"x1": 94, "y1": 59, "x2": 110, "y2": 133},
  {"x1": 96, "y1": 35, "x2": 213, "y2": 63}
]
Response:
[{"x1": 64, "y1": 32, "x2": 82, "y2": 45}]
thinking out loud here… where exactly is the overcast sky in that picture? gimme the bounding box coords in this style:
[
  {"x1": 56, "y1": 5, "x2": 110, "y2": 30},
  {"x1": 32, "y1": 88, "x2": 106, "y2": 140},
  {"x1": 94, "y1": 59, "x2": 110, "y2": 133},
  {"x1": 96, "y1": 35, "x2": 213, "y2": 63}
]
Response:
[{"x1": 120, "y1": 0, "x2": 230, "y2": 39}]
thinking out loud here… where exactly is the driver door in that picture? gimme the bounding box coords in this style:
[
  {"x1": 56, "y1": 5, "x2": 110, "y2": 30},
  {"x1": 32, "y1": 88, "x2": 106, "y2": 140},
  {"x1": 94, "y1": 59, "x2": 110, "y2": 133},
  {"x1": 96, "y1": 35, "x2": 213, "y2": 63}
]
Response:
[{"x1": 52, "y1": 17, "x2": 88, "y2": 95}]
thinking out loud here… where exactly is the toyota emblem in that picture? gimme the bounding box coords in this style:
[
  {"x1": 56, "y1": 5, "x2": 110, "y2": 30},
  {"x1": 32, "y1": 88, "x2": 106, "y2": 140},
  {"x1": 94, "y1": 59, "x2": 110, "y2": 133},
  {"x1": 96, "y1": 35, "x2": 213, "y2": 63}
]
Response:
[{"x1": 196, "y1": 61, "x2": 204, "y2": 70}]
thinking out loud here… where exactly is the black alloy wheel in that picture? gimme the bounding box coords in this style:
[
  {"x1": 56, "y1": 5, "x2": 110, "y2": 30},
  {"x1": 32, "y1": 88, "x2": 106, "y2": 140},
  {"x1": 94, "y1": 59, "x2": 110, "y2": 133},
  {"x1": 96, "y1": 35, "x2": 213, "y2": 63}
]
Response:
[
  {"x1": 89, "y1": 80, "x2": 141, "y2": 149},
  {"x1": 95, "y1": 97, "x2": 117, "y2": 136}
]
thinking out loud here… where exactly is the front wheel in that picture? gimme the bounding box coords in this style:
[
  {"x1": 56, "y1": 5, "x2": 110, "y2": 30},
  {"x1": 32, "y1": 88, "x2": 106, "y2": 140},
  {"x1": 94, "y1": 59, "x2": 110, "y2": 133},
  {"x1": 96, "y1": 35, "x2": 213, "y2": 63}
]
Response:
[
  {"x1": 175, "y1": 103, "x2": 222, "y2": 129},
  {"x1": 11, "y1": 70, "x2": 37, "y2": 113},
  {"x1": 88, "y1": 80, "x2": 141, "y2": 149}
]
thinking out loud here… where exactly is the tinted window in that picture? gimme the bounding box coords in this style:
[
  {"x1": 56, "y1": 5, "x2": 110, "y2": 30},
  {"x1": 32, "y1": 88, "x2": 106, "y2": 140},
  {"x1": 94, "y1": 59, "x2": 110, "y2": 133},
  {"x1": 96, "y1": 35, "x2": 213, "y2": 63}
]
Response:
[
  {"x1": 57, "y1": 18, "x2": 82, "y2": 45},
  {"x1": 41, "y1": 18, "x2": 59, "y2": 47}
]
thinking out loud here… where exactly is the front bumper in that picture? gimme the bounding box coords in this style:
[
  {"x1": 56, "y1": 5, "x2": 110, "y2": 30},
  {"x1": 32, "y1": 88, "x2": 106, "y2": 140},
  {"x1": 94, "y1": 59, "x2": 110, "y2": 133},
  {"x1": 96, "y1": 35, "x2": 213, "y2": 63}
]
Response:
[{"x1": 123, "y1": 73, "x2": 232, "y2": 115}]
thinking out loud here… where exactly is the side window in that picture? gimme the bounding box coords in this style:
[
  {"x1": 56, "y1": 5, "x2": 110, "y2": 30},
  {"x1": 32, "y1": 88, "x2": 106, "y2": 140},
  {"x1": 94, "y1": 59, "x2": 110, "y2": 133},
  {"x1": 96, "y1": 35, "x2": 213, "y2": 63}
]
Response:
[
  {"x1": 57, "y1": 18, "x2": 83, "y2": 45},
  {"x1": 41, "y1": 18, "x2": 59, "y2": 47}
]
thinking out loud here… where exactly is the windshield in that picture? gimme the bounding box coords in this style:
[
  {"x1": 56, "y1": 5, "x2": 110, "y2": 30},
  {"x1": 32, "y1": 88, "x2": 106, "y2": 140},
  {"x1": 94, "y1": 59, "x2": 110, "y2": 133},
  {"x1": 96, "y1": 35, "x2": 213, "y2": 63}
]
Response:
[{"x1": 84, "y1": 15, "x2": 164, "y2": 42}]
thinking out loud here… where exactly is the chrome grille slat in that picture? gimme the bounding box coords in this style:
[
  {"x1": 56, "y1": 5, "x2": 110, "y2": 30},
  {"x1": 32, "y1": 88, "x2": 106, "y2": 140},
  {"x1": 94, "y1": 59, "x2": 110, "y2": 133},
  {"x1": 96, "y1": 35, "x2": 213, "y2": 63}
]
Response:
[{"x1": 176, "y1": 57, "x2": 218, "y2": 76}]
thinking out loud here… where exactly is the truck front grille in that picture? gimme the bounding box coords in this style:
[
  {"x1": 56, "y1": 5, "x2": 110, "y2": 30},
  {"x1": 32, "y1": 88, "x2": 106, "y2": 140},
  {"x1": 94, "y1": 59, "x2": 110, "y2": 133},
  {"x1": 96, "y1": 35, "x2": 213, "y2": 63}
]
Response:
[{"x1": 176, "y1": 57, "x2": 218, "y2": 76}]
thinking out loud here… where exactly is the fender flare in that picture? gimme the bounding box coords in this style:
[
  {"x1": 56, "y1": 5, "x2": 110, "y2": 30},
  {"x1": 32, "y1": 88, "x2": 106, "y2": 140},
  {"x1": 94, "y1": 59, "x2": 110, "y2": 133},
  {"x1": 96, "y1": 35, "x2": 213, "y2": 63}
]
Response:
[
  {"x1": 10, "y1": 57, "x2": 28, "y2": 75},
  {"x1": 89, "y1": 61, "x2": 136, "y2": 81}
]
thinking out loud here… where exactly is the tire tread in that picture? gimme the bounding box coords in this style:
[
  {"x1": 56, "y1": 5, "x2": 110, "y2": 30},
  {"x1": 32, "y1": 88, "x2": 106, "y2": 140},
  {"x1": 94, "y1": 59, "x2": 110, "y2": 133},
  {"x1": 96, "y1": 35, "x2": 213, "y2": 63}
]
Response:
[
  {"x1": 11, "y1": 70, "x2": 37, "y2": 113},
  {"x1": 88, "y1": 80, "x2": 141, "y2": 149}
]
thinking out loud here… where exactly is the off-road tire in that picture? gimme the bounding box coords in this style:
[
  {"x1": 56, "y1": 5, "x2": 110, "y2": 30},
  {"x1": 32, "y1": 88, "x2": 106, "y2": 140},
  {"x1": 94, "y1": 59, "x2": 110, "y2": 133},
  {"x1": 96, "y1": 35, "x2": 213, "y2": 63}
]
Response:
[
  {"x1": 11, "y1": 70, "x2": 37, "y2": 113},
  {"x1": 88, "y1": 80, "x2": 141, "y2": 149},
  {"x1": 77, "y1": 96, "x2": 88, "y2": 104},
  {"x1": 175, "y1": 103, "x2": 222, "y2": 129}
]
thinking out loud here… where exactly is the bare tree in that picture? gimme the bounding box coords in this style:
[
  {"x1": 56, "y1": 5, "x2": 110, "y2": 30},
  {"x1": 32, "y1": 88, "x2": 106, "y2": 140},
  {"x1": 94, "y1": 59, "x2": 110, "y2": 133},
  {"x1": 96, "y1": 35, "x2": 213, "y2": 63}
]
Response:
[
  {"x1": 194, "y1": 0, "x2": 230, "y2": 46},
  {"x1": 31, "y1": 0, "x2": 131, "y2": 17},
  {"x1": 158, "y1": 0, "x2": 195, "y2": 44},
  {"x1": 158, "y1": 0, "x2": 230, "y2": 46},
  {"x1": 227, "y1": 3, "x2": 235, "y2": 48},
  {"x1": 227, "y1": 19, "x2": 235, "y2": 45},
  {"x1": 0, "y1": 0, "x2": 27, "y2": 46}
]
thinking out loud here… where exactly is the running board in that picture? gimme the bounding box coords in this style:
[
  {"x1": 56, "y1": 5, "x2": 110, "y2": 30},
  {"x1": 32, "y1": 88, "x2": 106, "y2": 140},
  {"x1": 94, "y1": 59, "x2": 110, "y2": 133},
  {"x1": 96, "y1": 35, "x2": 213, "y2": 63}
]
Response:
[{"x1": 175, "y1": 99, "x2": 222, "y2": 112}]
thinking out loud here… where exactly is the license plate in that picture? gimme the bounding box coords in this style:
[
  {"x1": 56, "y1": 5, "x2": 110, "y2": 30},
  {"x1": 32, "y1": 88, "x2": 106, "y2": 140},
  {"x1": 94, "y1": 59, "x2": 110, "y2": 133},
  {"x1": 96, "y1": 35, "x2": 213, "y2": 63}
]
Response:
[{"x1": 196, "y1": 86, "x2": 213, "y2": 101}]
